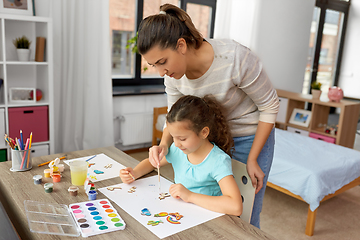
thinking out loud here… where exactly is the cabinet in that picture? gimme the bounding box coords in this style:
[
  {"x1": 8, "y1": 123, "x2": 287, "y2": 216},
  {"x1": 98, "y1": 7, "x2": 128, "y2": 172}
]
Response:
[
  {"x1": 0, "y1": 14, "x2": 54, "y2": 159},
  {"x1": 275, "y1": 89, "x2": 360, "y2": 148}
]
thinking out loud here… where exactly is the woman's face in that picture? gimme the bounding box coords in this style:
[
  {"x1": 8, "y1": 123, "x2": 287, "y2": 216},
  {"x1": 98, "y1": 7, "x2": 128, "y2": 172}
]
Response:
[{"x1": 142, "y1": 43, "x2": 187, "y2": 80}]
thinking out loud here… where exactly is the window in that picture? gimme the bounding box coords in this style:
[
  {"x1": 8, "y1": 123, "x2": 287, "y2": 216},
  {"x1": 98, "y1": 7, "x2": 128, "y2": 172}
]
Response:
[
  {"x1": 302, "y1": 0, "x2": 350, "y2": 96},
  {"x1": 110, "y1": 0, "x2": 217, "y2": 86}
]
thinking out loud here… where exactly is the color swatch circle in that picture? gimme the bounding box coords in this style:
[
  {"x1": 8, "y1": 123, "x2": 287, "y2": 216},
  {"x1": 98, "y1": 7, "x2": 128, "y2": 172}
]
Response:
[
  {"x1": 99, "y1": 201, "x2": 108, "y2": 204},
  {"x1": 111, "y1": 218, "x2": 120, "y2": 222},
  {"x1": 102, "y1": 205, "x2": 111, "y2": 208},
  {"x1": 78, "y1": 219, "x2": 87, "y2": 223},
  {"x1": 88, "y1": 207, "x2": 97, "y2": 211},
  {"x1": 114, "y1": 223, "x2": 124, "y2": 227},
  {"x1": 93, "y1": 216, "x2": 102, "y2": 220},
  {"x1": 99, "y1": 226, "x2": 108, "y2": 230},
  {"x1": 90, "y1": 211, "x2": 100, "y2": 215},
  {"x1": 86, "y1": 203, "x2": 94, "y2": 206},
  {"x1": 73, "y1": 210, "x2": 82, "y2": 214},
  {"x1": 71, "y1": 205, "x2": 80, "y2": 209},
  {"x1": 75, "y1": 214, "x2": 85, "y2": 219},
  {"x1": 96, "y1": 221, "x2": 105, "y2": 225},
  {"x1": 80, "y1": 223, "x2": 90, "y2": 228},
  {"x1": 105, "y1": 209, "x2": 114, "y2": 213},
  {"x1": 108, "y1": 213, "x2": 117, "y2": 218}
]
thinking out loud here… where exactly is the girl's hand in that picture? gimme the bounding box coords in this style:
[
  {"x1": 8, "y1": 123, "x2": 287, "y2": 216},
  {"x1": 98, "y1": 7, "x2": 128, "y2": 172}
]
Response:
[
  {"x1": 119, "y1": 167, "x2": 135, "y2": 184},
  {"x1": 169, "y1": 183, "x2": 192, "y2": 202},
  {"x1": 246, "y1": 160, "x2": 265, "y2": 194},
  {"x1": 149, "y1": 145, "x2": 168, "y2": 168}
]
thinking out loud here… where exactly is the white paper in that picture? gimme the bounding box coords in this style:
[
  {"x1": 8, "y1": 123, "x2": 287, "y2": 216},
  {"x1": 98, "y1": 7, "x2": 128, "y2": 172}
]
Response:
[
  {"x1": 99, "y1": 175, "x2": 223, "y2": 239},
  {"x1": 64, "y1": 153, "x2": 126, "y2": 182}
]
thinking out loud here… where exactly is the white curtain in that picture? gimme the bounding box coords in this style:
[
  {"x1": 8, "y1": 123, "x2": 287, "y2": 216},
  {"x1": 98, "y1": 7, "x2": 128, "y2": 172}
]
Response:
[
  {"x1": 52, "y1": 0, "x2": 114, "y2": 153},
  {"x1": 214, "y1": 0, "x2": 259, "y2": 49}
]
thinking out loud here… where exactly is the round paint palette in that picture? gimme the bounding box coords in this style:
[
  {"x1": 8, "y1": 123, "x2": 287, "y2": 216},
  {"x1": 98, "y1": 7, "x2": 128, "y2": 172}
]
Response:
[{"x1": 69, "y1": 199, "x2": 126, "y2": 237}]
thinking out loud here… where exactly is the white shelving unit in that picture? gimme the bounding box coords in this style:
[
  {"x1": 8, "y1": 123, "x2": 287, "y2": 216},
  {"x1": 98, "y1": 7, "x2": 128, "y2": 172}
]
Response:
[{"x1": 0, "y1": 13, "x2": 54, "y2": 160}]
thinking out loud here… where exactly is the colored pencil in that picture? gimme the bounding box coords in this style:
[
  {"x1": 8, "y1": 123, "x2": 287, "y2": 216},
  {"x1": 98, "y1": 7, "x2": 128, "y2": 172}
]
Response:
[
  {"x1": 38, "y1": 156, "x2": 66, "y2": 167},
  {"x1": 26, "y1": 132, "x2": 32, "y2": 168},
  {"x1": 20, "y1": 130, "x2": 24, "y2": 150},
  {"x1": 20, "y1": 138, "x2": 30, "y2": 169},
  {"x1": 128, "y1": 172, "x2": 135, "y2": 181},
  {"x1": 85, "y1": 155, "x2": 97, "y2": 162}
]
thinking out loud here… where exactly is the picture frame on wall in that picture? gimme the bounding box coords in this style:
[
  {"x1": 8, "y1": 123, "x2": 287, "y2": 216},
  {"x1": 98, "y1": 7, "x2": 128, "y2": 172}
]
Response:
[
  {"x1": 0, "y1": 0, "x2": 34, "y2": 16},
  {"x1": 289, "y1": 108, "x2": 312, "y2": 127}
]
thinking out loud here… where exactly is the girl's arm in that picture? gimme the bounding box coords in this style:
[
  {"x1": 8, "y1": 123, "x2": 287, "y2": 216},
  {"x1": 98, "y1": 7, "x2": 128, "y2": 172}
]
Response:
[
  {"x1": 120, "y1": 157, "x2": 169, "y2": 184},
  {"x1": 246, "y1": 121, "x2": 273, "y2": 193},
  {"x1": 169, "y1": 175, "x2": 242, "y2": 216}
]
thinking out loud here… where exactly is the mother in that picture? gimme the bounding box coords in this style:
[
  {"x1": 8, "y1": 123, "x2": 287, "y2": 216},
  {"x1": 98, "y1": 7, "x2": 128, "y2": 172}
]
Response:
[{"x1": 137, "y1": 3, "x2": 279, "y2": 229}]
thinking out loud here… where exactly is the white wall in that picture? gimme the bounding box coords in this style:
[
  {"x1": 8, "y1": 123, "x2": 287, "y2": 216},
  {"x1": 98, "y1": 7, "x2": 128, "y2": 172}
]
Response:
[
  {"x1": 338, "y1": 0, "x2": 360, "y2": 99},
  {"x1": 215, "y1": 0, "x2": 315, "y2": 93}
]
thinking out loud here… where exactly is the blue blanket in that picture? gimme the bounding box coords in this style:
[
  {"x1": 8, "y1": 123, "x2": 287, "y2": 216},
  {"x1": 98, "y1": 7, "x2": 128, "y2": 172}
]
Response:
[{"x1": 268, "y1": 129, "x2": 360, "y2": 211}]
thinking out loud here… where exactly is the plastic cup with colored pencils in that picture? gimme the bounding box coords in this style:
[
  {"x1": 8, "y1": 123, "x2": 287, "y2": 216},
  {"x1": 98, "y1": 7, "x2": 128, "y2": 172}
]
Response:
[{"x1": 7, "y1": 132, "x2": 33, "y2": 172}]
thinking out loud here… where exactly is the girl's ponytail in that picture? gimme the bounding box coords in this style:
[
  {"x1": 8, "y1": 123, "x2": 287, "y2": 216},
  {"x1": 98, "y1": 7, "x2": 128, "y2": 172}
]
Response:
[{"x1": 203, "y1": 96, "x2": 234, "y2": 157}]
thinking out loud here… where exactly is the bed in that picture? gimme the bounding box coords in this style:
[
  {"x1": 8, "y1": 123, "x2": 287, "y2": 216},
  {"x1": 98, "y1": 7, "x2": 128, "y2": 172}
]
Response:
[{"x1": 268, "y1": 129, "x2": 360, "y2": 236}]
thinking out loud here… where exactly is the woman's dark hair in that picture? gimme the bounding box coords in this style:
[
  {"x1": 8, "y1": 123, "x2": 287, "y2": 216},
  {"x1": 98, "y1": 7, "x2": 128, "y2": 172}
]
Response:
[
  {"x1": 166, "y1": 95, "x2": 234, "y2": 157},
  {"x1": 137, "y1": 4, "x2": 203, "y2": 55}
]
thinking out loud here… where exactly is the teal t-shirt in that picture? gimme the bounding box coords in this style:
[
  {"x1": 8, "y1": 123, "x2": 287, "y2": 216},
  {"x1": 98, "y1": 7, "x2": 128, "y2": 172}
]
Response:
[{"x1": 166, "y1": 143, "x2": 233, "y2": 196}]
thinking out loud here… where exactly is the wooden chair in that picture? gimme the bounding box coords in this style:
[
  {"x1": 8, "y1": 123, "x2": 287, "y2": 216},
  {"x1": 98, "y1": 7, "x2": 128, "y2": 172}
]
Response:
[
  {"x1": 152, "y1": 106, "x2": 167, "y2": 145},
  {"x1": 231, "y1": 159, "x2": 256, "y2": 223}
]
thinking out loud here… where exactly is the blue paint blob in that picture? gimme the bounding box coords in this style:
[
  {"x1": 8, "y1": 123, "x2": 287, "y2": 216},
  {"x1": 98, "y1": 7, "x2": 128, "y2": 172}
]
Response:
[{"x1": 90, "y1": 211, "x2": 100, "y2": 215}]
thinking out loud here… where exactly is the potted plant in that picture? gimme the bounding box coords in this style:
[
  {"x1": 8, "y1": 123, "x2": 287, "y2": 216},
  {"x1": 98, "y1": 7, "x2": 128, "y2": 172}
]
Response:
[
  {"x1": 126, "y1": 33, "x2": 148, "y2": 72},
  {"x1": 13, "y1": 35, "x2": 31, "y2": 61},
  {"x1": 311, "y1": 81, "x2": 322, "y2": 99}
]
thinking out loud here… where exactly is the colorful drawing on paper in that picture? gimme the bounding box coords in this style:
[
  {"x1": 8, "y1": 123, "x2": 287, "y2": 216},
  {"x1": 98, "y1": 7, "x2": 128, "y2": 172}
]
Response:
[{"x1": 98, "y1": 176, "x2": 224, "y2": 239}]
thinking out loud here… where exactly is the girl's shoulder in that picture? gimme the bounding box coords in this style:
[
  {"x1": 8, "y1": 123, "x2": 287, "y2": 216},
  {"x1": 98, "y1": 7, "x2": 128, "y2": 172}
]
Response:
[{"x1": 209, "y1": 144, "x2": 231, "y2": 162}]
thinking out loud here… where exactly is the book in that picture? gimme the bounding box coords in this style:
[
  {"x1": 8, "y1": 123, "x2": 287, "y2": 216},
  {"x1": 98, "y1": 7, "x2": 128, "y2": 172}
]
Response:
[{"x1": 35, "y1": 37, "x2": 46, "y2": 62}]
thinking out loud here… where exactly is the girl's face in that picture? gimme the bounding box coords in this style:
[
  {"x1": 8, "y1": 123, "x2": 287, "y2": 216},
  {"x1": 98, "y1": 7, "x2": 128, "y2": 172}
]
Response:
[
  {"x1": 167, "y1": 120, "x2": 208, "y2": 155},
  {"x1": 142, "y1": 41, "x2": 187, "y2": 80}
]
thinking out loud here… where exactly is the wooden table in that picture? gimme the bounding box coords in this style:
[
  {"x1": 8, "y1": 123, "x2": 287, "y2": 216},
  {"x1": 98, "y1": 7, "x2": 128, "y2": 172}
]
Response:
[{"x1": 0, "y1": 146, "x2": 275, "y2": 240}]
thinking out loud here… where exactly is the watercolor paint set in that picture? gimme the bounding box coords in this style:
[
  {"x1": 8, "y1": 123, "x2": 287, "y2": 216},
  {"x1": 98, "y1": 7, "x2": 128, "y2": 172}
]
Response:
[
  {"x1": 24, "y1": 199, "x2": 126, "y2": 237},
  {"x1": 69, "y1": 199, "x2": 126, "y2": 237}
]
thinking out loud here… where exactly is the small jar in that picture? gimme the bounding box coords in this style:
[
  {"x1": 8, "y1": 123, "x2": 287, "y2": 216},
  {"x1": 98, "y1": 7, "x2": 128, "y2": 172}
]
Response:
[
  {"x1": 68, "y1": 186, "x2": 79, "y2": 196},
  {"x1": 44, "y1": 183, "x2": 53, "y2": 193},
  {"x1": 44, "y1": 169, "x2": 51, "y2": 178},
  {"x1": 52, "y1": 174, "x2": 61, "y2": 183},
  {"x1": 33, "y1": 175, "x2": 42, "y2": 185},
  {"x1": 88, "y1": 190, "x2": 97, "y2": 200}
]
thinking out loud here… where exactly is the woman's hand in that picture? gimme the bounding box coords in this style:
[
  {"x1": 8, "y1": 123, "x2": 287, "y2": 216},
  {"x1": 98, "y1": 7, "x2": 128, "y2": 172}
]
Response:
[
  {"x1": 169, "y1": 183, "x2": 192, "y2": 202},
  {"x1": 246, "y1": 160, "x2": 265, "y2": 194},
  {"x1": 149, "y1": 145, "x2": 168, "y2": 168},
  {"x1": 119, "y1": 167, "x2": 135, "y2": 184}
]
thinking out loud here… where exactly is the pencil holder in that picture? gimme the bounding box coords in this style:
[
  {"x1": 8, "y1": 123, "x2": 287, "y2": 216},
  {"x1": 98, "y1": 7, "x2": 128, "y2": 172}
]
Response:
[{"x1": 10, "y1": 148, "x2": 32, "y2": 172}]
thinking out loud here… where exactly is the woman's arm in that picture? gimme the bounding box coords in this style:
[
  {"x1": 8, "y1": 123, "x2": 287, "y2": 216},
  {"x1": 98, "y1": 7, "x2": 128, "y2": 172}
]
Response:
[
  {"x1": 246, "y1": 121, "x2": 273, "y2": 193},
  {"x1": 149, "y1": 127, "x2": 173, "y2": 167},
  {"x1": 169, "y1": 175, "x2": 242, "y2": 216}
]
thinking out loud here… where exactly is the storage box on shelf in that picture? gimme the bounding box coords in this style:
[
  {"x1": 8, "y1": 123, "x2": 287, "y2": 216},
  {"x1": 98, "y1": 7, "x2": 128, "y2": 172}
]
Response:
[
  {"x1": 276, "y1": 89, "x2": 360, "y2": 148},
  {"x1": 0, "y1": 14, "x2": 54, "y2": 160}
]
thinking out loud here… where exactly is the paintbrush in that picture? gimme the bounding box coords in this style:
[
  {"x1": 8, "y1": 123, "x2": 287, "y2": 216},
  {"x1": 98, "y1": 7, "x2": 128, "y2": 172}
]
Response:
[{"x1": 158, "y1": 164, "x2": 161, "y2": 193}]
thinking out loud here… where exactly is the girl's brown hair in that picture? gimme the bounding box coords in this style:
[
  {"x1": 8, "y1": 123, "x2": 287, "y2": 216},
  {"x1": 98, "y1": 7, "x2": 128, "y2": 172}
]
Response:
[
  {"x1": 166, "y1": 95, "x2": 234, "y2": 157},
  {"x1": 137, "y1": 3, "x2": 203, "y2": 55}
]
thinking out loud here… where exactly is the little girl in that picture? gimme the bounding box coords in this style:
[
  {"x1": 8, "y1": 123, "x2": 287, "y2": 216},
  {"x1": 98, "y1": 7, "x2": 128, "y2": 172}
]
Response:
[{"x1": 119, "y1": 95, "x2": 242, "y2": 216}]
